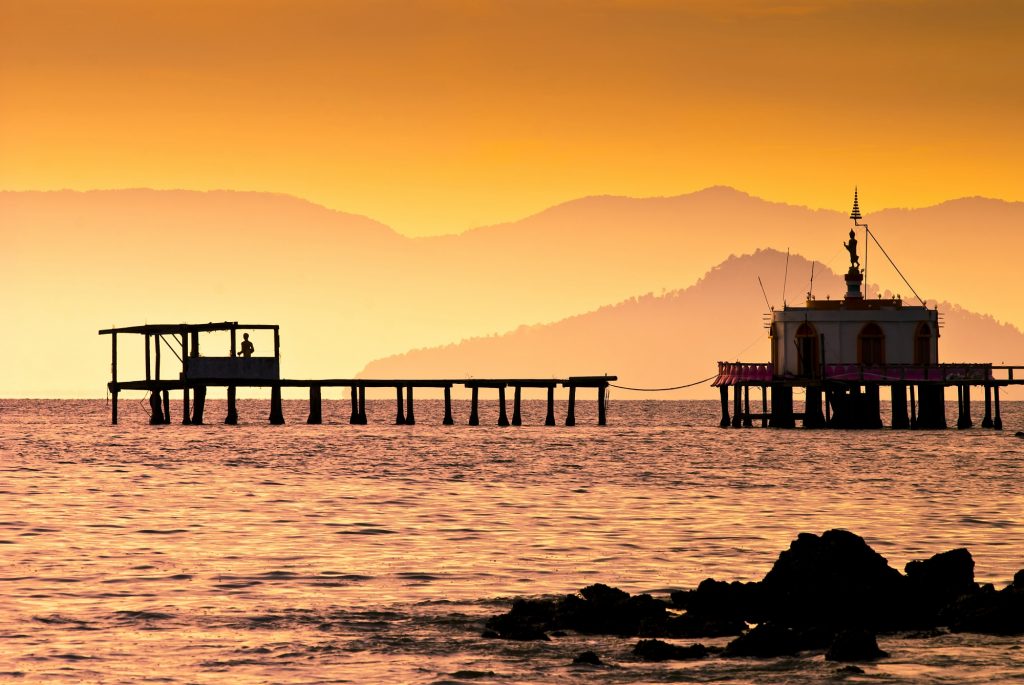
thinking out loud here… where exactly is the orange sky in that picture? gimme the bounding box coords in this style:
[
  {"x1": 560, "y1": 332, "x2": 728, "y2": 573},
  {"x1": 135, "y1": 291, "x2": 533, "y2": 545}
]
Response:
[{"x1": 2, "y1": 0, "x2": 1022, "y2": 236}]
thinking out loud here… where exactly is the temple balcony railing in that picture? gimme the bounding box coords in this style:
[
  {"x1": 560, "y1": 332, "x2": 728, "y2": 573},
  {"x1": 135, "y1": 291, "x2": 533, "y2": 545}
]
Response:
[{"x1": 714, "y1": 361, "x2": 1000, "y2": 386}]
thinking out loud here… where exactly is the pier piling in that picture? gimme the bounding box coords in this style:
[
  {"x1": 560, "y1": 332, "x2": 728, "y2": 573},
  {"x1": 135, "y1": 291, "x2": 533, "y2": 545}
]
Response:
[
  {"x1": 149, "y1": 390, "x2": 163, "y2": 425},
  {"x1": 395, "y1": 386, "x2": 405, "y2": 425},
  {"x1": 498, "y1": 386, "x2": 510, "y2": 427},
  {"x1": 443, "y1": 386, "x2": 454, "y2": 425},
  {"x1": 191, "y1": 385, "x2": 206, "y2": 424},
  {"x1": 598, "y1": 384, "x2": 607, "y2": 426},
  {"x1": 469, "y1": 387, "x2": 480, "y2": 426},
  {"x1": 226, "y1": 386, "x2": 238, "y2": 424},
  {"x1": 405, "y1": 385, "x2": 415, "y2": 425},
  {"x1": 358, "y1": 385, "x2": 367, "y2": 424},
  {"x1": 566, "y1": 386, "x2": 576, "y2": 426},
  {"x1": 891, "y1": 383, "x2": 909, "y2": 429},
  {"x1": 761, "y1": 385, "x2": 769, "y2": 427},
  {"x1": 269, "y1": 385, "x2": 284, "y2": 425},
  {"x1": 731, "y1": 386, "x2": 742, "y2": 428},
  {"x1": 742, "y1": 386, "x2": 753, "y2": 427},
  {"x1": 719, "y1": 386, "x2": 730, "y2": 428},
  {"x1": 512, "y1": 386, "x2": 522, "y2": 426},
  {"x1": 182, "y1": 387, "x2": 191, "y2": 425},
  {"x1": 982, "y1": 384, "x2": 993, "y2": 428},
  {"x1": 994, "y1": 386, "x2": 1003, "y2": 430},
  {"x1": 307, "y1": 385, "x2": 322, "y2": 424},
  {"x1": 545, "y1": 386, "x2": 556, "y2": 426},
  {"x1": 349, "y1": 386, "x2": 359, "y2": 424},
  {"x1": 162, "y1": 390, "x2": 170, "y2": 424}
]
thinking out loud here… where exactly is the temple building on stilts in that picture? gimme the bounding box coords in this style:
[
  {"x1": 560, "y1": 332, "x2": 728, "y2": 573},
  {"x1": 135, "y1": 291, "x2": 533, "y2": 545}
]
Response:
[{"x1": 715, "y1": 190, "x2": 1023, "y2": 429}]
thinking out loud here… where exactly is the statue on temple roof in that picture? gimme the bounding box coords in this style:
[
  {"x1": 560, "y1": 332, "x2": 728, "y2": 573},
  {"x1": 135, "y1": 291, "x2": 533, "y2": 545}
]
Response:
[{"x1": 844, "y1": 229, "x2": 860, "y2": 269}]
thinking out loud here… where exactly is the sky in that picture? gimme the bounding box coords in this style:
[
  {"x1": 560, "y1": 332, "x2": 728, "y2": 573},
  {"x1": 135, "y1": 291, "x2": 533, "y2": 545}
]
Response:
[{"x1": 2, "y1": 0, "x2": 1023, "y2": 236}]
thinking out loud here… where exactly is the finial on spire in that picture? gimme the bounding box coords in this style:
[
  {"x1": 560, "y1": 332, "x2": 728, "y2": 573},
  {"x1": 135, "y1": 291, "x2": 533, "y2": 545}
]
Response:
[{"x1": 850, "y1": 187, "x2": 862, "y2": 223}]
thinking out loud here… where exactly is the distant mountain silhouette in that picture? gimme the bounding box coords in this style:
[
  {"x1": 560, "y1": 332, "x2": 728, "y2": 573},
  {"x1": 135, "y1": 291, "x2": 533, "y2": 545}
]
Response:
[
  {"x1": 361, "y1": 250, "x2": 1024, "y2": 398},
  {"x1": 4, "y1": 187, "x2": 1023, "y2": 396}
]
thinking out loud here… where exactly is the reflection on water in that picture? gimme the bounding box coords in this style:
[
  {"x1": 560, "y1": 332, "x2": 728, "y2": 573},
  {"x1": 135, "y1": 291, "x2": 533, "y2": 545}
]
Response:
[{"x1": 1, "y1": 399, "x2": 1023, "y2": 683}]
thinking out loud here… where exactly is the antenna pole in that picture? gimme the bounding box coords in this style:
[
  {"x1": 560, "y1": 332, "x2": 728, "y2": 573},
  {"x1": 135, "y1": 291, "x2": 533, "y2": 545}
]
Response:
[
  {"x1": 782, "y1": 248, "x2": 790, "y2": 307},
  {"x1": 808, "y1": 261, "x2": 815, "y2": 299},
  {"x1": 758, "y1": 276, "x2": 772, "y2": 311}
]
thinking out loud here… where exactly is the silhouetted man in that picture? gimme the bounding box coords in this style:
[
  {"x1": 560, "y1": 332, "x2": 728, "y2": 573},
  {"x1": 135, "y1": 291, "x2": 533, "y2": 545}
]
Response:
[{"x1": 239, "y1": 333, "x2": 254, "y2": 358}]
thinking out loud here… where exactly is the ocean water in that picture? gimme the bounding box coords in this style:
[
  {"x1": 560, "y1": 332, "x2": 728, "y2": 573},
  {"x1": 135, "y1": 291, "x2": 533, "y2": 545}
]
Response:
[{"x1": 2, "y1": 398, "x2": 1024, "y2": 684}]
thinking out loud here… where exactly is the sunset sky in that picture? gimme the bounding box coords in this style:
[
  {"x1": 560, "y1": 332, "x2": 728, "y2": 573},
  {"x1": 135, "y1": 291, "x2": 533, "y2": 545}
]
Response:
[{"x1": 2, "y1": 0, "x2": 1022, "y2": 236}]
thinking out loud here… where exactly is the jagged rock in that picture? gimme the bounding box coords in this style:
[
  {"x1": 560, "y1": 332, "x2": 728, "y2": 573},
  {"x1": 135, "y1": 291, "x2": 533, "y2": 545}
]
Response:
[
  {"x1": 905, "y1": 548, "x2": 978, "y2": 623},
  {"x1": 944, "y1": 581, "x2": 1024, "y2": 635},
  {"x1": 836, "y1": 665, "x2": 865, "y2": 675},
  {"x1": 632, "y1": 639, "x2": 708, "y2": 661},
  {"x1": 724, "y1": 623, "x2": 830, "y2": 658},
  {"x1": 672, "y1": 578, "x2": 762, "y2": 618},
  {"x1": 572, "y1": 651, "x2": 603, "y2": 665},
  {"x1": 825, "y1": 629, "x2": 888, "y2": 662},
  {"x1": 484, "y1": 598, "x2": 557, "y2": 639},
  {"x1": 758, "y1": 529, "x2": 906, "y2": 630},
  {"x1": 1014, "y1": 431, "x2": 1023, "y2": 438}
]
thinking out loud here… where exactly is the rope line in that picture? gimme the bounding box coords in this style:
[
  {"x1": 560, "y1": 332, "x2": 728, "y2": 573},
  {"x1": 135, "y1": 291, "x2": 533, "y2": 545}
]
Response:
[{"x1": 609, "y1": 374, "x2": 717, "y2": 392}]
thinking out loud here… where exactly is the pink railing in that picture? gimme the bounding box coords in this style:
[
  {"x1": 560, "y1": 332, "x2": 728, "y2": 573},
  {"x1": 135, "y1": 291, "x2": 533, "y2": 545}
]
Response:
[{"x1": 714, "y1": 362, "x2": 995, "y2": 386}]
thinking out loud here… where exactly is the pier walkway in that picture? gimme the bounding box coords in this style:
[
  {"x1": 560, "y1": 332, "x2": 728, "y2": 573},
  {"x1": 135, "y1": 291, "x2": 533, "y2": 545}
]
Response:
[{"x1": 100, "y1": 322, "x2": 615, "y2": 427}]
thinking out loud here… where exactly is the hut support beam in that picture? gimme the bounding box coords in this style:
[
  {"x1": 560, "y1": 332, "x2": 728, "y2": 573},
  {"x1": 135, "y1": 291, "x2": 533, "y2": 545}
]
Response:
[
  {"x1": 891, "y1": 383, "x2": 909, "y2": 429},
  {"x1": 269, "y1": 385, "x2": 284, "y2": 425},
  {"x1": 598, "y1": 384, "x2": 607, "y2": 426},
  {"x1": 149, "y1": 390, "x2": 164, "y2": 425},
  {"x1": 162, "y1": 390, "x2": 170, "y2": 424},
  {"x1": 350, "y1": 386, "x2": 359, "y2": 424},
  {"x1": 982, "y1": 384, "x2": 993, "y2": 428},
  {"x1": 731, "y1": 385, "x2": 742, "y2": 428},
  {"x1": 182, "y1": 387, "x2": 191, "y2": 425},
  {"x1": 565, "y1": 386, "x2": 576, "y2": 426},
  {"x1": 191, "y1": 386, "x2": 206, "y2": 424},
  {"x1": 545, "y1": 386, "x2": 556, "y2": 426},
  {"x1": 761, "y1": 385, "x2": 769, "y2": 427},
  {"x1": 742, "y1": 386, "x2": 753, "y2": 427},
  {"x1": 226, "y1": 386, "x2": 238, "y2": 424},
  {"x1": 358, "y1": 386, "x2": 367, "y2": 424},
  {"x1": 405, "y1": 385, "x2": 415, "y2": 425}
]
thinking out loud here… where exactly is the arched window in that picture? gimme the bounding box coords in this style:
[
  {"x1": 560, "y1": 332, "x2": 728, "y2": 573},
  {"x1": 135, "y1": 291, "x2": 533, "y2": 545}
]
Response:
[
  {"x1": 858, "y1": 322, "x2": 886, "y2": 366},
  {"x1": 914, "y1": 322, "x2": 932, "y2": 366},
  {"x1": 795, "y1": 322, "x2": 819, "y2": 378}
]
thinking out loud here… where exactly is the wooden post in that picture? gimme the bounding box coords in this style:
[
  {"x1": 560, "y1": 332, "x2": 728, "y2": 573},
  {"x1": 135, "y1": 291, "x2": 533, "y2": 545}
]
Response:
[
  {"x1": 145, "y1": 333, "x2": 151, "y2": 381},
  {"x1": 719, "y1": 386, "x2": 730, "y2": 428},
  {"x1": 307, "y1": 385, "x2": 322, "y2": 424},
  {"x1": 963, "y1": 385, "x2": 973, "y2": 429},
  {"x1": 957, "y1": 385, "x2": 970, "y2": 429},
  {"x1": 190, "y1": 330, "x2": 199, "y2": 358},
  {"x1": 274, "y1": 327, "x2": 280, "y2": 359},
  {"x1": 358, "y1": 385, "x2": 367, "y2": 424},
  {"x1": 910, "y1": 384, "x2": 917, "y2": 429},
  {"x1": 994, "y1": 385, "x2": 1003, "y2": 430},
  {"x1": 498, "y1": 386, "x2": 510, "y2": 426},
  {"x1": 443, "y1": 386, "x2": 454, "y2": 425},
  {"x1": 149, "y1": 390, "x2": 164, "y2": 425},
  {"x1": 803, "y1": 387, "x2": 826, "y2": 428},
  {"x1": 891, "y1": 383, "x2": 909, "y2": 429},
  {"x1": 269, "y1": 385, "x2": 285, "y2": 425},
  {"x1": 191, "y1": 385, "x2": 206, "y2": 425},
  {"x1": 405, "y1": 385, "x2": 415, "y2": 425},
  {"x1": 761, "y1": 385, "x2": 769, "y2": 427},
  {"x1": 565, "y1": 385, "x2": 576, "y2": 426},
  {"x1": 230, "y1": 327, "x2": 237, "y2": 357},
  {"x1": 182, "y1": 387, "x2": 191, "y2": 425},
  {"x1": 469, "y1": 386, "x2": 480, "y2": 426},
  {"x1": 742, "y1": 385, "x2": 753, "y2": 427},
  {"x1": 545, "y1": 386, "x2": 556, "y2": 426},
  {"x1": 155, "y1": 334, "x2": 161, "y2": 381},
  {"x1": 350, "y1": 386, "x2": 359, "y2": 424},
  {"x1": 982, "y1": 384, "x2": 993, "y2": 428},
  {"x1": 731, "y1": 385, "x2": 742, "y2": 428},
  {"x1": 162, "y1": 390, "x2": 170, "y2": 424},
  {"x1": 226, "y1": 386, "x2": 238, "y2": 424},
  {"x1": 512, "y1": 386, "x2": 522, "y2": 426},
  {"x1": 111, "y1": 332, "x2": 118, "y2": 425},
  {"x1": 597, "y1": 384, "x2": 607, "y2": 426},
  {"x1": 395, "y1": 386, "x2": 405, "y2": 425}
]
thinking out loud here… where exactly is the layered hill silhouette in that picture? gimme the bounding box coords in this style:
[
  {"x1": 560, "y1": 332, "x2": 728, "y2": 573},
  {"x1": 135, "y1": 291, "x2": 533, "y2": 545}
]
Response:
[
  {"x1": 3, "y1": 187, "x2": 1022, "y2": 396},
  {"x1": 361, "y1": 250, "x2": 1024, "y2": 399}
]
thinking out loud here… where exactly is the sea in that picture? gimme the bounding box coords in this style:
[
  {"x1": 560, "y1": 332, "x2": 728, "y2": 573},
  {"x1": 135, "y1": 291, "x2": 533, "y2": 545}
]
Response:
[{"x1": 2, "y1": 398, "x2": 1024, "y2": 684}]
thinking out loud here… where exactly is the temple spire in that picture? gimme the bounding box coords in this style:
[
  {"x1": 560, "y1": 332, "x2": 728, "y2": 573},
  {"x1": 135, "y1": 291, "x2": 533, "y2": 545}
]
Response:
[{"x1": 849, "y1": 187, "x2": 862, "y2": 223}]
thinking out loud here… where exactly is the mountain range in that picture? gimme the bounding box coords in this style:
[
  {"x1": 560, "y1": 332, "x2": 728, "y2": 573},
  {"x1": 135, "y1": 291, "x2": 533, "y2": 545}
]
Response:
[{"x1": 3, "y1": 187, "x2": 1022, "y2": 397}]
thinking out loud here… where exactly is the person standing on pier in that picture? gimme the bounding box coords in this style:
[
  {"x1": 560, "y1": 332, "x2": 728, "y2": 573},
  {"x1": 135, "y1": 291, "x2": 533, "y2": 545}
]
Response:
[{"x1": 239, "y1": 333, "x2": 254, "y2": 358}]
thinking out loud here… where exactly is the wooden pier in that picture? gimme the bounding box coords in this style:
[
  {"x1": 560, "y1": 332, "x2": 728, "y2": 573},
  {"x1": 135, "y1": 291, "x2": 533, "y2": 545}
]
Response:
[
  {"x1": 100, "y1": 323, "x2": 615, "y2": 427},
  {"x1": 714, "y1": 361, "x2": 1023, "y2": 430}
]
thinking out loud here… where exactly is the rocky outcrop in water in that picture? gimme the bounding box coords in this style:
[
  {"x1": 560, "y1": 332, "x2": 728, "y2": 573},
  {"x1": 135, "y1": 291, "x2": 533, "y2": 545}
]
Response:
[{"x1": 485, "y1": 529, "x2": 1024, "y2": 661}]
